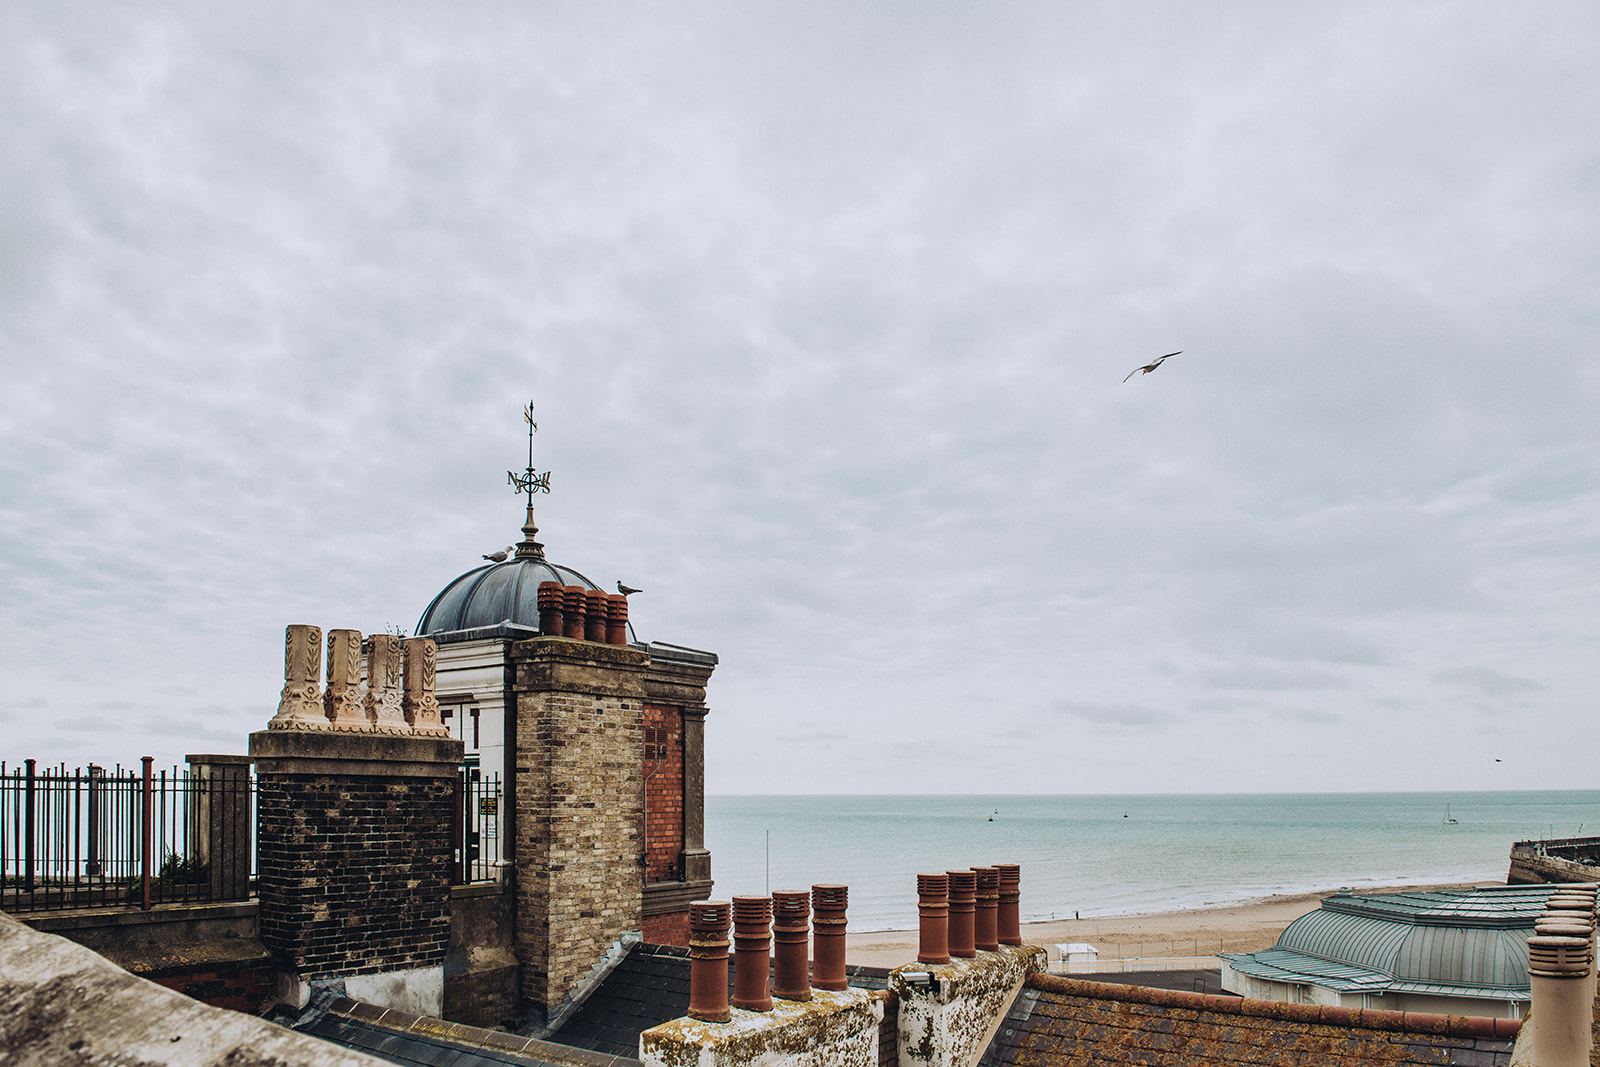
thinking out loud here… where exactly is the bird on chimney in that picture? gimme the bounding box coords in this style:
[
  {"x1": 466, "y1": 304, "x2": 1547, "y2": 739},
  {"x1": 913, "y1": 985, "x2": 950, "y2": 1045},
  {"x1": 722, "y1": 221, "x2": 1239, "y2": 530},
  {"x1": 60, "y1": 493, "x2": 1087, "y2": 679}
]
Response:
[
  {"x1": 1123, "y1": 351, "x2": 1181, "y2": 382},
  {"x1": 482, "y1": 546, "x2": 513, "y2": 562},
  {"x1": 617, "y1": 581, "x2": 643, "y2": 596}
]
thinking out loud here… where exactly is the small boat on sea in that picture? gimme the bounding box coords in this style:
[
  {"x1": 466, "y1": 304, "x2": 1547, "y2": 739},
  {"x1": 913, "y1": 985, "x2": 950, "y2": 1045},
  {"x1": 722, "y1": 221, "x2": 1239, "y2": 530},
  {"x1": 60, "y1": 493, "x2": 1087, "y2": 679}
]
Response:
[{"x1": 1443, "y1": 805, "x2": 1458, "y2": 824}]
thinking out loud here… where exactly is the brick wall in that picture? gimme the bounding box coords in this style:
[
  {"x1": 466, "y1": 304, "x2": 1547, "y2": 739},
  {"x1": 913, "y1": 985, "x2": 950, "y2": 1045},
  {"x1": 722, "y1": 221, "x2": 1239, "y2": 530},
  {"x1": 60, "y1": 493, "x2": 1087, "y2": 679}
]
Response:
[
  {"x1": 256, "y1": 772, "x2": 454, "y2": 978},
  {"x1": 512, "y1": 638, "x2": 649, "y2": 1021},
  {"x1": 147, "y1": 959, "x2": 276, "y2": 1015},
  {"x1": 641, "y1": 909, "x2": 690, "y2": 946},
  {"x1": 643, "y1": 703, "x2": 684, "y2": 883}
]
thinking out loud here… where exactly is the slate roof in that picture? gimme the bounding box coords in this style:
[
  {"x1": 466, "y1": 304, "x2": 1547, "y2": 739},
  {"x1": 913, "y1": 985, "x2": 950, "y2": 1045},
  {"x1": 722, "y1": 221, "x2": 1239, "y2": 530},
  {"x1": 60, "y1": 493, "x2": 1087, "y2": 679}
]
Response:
[
  {"x1": 286, "y1": 994, "x2": 639, "y2": 1067},
  {"x1": 285, "y1": 942, "x2": 897, "y2": 1066},
  {"x1": 980, "y1": 973, "x2": 1521, "y2": 1067}
]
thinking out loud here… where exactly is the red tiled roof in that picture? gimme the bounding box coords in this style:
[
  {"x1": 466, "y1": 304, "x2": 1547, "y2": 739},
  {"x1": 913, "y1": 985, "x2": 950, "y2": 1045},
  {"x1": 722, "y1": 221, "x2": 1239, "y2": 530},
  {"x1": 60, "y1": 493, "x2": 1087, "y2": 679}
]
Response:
[{"x1": 984, "y1": 974, "x2": 1519, "y2": 1066}]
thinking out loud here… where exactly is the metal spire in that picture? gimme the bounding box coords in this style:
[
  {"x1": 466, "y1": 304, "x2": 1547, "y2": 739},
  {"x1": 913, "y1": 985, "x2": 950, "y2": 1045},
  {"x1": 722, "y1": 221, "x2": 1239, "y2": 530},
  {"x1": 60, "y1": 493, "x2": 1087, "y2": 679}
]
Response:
[{"x1": 507, "y1": 399, "x2": 551, "y2": 560}]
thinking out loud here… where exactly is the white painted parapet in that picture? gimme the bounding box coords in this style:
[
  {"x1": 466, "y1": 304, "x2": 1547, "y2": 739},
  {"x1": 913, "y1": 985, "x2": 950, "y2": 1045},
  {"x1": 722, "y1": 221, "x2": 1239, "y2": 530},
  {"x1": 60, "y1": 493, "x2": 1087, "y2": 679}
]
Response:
[
  {"x1": 640, "y1": 987, "x2": 885, "y2": 1067},
  {"x1": 890, "y1": 943, "x2": 1045, "y2": 1067}
]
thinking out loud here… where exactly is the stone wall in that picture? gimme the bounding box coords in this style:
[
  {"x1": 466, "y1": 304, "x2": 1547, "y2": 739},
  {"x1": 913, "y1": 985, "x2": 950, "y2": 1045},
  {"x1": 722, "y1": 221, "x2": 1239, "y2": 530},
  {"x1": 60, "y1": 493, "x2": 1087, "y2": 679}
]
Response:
[{"x1": 511, "y1": 636, "x2": 649, "y2": 1023}]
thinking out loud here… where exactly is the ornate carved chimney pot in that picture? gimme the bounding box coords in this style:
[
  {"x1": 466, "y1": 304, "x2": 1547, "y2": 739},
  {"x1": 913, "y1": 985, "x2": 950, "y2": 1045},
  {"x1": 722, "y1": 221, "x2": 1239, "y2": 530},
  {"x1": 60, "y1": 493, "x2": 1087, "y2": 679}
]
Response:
[
  {"x1": 269, "y1": 624, "x2": 328, "y2": 730},
  {"x1": 324, "y1": 629, "x2": 369, "y2": 731},
  {"x1": 402, "y1": 637, "x2": 448, "y2": 736},
  {"x1": 363, "y1": 634, "x2": 409, "y2": 733}
]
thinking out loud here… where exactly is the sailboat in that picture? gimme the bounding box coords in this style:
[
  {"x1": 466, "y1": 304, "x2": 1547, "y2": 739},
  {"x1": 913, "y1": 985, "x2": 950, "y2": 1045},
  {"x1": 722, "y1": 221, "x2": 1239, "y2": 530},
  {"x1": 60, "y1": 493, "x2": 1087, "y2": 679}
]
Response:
[{"x1": 1443, "y1": 805, "x2": 1458, "y2": 825}]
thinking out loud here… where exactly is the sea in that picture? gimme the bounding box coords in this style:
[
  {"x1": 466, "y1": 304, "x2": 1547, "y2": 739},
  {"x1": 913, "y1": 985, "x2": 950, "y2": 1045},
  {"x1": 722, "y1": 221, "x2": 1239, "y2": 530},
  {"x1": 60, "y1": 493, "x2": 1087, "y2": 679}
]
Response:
[{"x1": 705, "y1": 791, "x2": 1600, "y2": 932}]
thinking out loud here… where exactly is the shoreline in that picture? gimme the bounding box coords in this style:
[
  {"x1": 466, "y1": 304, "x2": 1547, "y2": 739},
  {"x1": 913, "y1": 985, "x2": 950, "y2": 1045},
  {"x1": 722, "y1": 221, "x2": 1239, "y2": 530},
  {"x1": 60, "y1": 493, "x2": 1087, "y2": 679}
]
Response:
[{"x1": 842, "y1": 881, "x2": 1496, "y2": 970}]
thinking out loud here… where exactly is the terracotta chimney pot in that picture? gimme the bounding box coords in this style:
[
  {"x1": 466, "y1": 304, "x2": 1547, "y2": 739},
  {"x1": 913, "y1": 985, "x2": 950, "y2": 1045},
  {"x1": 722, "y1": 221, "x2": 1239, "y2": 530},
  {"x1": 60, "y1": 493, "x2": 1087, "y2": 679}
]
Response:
[
  {"x1": 771, "y1": 891, "x2": 812, "y2": 1001},
  {"x1": 946, "y1": 870, "x2": 977, "y2": 958},
  {"x1": 972, "y1": 867, "x2": 1000, "y2": 951},
  {"x1": 731, "y1": 896, "x2": 774, "y2": 1012},
  {"x1": 585, "y1": 589, "x2": 609, "y2": 643},
  {"x1": 996, "y1": 864, "x2": 1022, "y2": 945},
  {"x1": 606, "y1": 592, "x2": 629, "y2": 645},
  {"x1": 563, "y1": 586, "x2": 587, "y2": 639},
  {"x1": 811, "y1": 884, "x2": 849, "y2": 991},
  {"x1": 917, "y1": 873, "x2": 951, "y2": 965},
  {"x1": 537, "y1": 581, "x2": 564, "y2": 635},
  {"x1": 688, "y1": 901, "x2": 733, "y2": 1023}
]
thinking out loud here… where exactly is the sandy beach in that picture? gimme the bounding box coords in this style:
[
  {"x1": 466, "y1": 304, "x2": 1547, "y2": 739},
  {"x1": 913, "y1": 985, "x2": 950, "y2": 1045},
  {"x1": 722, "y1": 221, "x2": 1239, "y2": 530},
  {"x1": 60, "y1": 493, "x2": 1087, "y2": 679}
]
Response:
[{"x1": 843, "y1": 882, "x2": 1496, "y2": 970}]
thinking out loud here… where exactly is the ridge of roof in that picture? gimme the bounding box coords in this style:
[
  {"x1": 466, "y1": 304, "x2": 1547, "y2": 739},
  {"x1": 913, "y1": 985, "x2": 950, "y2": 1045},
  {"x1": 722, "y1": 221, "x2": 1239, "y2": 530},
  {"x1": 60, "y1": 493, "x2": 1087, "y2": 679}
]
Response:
[{"x1": 1024, "y1": 973, "x2": 1523, "y2": 1041}]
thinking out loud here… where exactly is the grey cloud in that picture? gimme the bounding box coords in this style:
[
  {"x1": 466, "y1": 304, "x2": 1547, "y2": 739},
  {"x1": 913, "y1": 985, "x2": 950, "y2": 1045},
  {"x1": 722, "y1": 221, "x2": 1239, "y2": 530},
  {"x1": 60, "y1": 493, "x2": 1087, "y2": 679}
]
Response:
[{"x1": 1432, "y1": 666, "x2": 1546, "y2": 697}]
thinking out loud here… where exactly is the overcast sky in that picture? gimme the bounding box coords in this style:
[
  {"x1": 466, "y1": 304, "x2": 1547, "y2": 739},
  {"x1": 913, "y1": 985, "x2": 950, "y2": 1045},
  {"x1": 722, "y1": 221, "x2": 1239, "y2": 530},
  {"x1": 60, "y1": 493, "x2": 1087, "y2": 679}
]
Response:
[{"x1": 2, "y1": 2, "x2": 1596, "y2": 794}]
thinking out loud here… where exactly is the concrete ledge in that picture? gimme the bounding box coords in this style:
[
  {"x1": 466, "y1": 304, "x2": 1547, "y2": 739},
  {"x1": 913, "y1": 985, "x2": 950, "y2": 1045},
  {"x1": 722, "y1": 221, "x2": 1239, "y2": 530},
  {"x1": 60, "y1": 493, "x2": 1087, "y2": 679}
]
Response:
[
  {"x1": 641, "y1": 986, "x2": 886, "y2": 1067},
  {"x1": 643, "y1": 879, "x2": 715, "y2": 915},
  {"x1": 890, "y1": 944, "x2": 1046, "y2": 1067},
  {"x1": 0, "y1": 910, "x2": 384, "y2": 1066}
]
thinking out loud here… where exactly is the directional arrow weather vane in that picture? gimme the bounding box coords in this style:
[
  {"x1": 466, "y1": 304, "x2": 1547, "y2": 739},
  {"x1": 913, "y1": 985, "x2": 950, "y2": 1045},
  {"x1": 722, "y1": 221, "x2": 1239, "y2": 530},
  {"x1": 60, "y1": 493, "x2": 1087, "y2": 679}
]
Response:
[
  {"x1": 508, "y1": 400, "x2": 552, "y2": 498},
  {"x1": 507, "y1": 400, "x2": 551, "y2": 560}
]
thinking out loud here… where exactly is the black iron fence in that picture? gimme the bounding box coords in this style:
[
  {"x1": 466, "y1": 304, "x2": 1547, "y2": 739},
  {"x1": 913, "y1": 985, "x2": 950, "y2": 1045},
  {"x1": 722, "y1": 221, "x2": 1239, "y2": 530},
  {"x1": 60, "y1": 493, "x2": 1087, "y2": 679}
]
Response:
[
  {"x1": 455, "y1": 769, "x2": 504, "y2": 884},
  {"x1": 4, "y1": 756, "x2": 500, "y2": 911},
  {"x1": 1, "y1": 758, "x2": 254, "y2": 913}
]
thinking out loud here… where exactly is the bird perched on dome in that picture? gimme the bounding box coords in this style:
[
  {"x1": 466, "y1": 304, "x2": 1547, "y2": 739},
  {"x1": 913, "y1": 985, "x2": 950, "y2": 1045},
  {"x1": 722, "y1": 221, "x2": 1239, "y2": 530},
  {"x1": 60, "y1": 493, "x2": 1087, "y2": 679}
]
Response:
[
  {"x1": 617, "y1": 581, "x2": 642, "y2": 596},
  {"x1": 482, "y1": 546, "x2": 513, "y2": 562}
]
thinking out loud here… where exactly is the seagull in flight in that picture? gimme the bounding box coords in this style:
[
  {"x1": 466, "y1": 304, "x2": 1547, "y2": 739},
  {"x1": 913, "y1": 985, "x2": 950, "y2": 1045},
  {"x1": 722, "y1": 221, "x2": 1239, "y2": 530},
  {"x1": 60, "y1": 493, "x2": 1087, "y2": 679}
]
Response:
[
  {"x1": 482, "y1": 546, "x2": 513, "y2": 562},
  {"x1": 617, "y1": 581, "x2": 643, "y2": 596},
  {"x1": 1123, "y1": 351, "x2": 1181, "y2": 382}
]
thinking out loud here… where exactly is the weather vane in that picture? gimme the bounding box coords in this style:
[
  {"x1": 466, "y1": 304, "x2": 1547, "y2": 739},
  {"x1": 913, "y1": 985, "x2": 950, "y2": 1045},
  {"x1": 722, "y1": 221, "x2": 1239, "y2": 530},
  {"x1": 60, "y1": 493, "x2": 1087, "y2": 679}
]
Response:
[
  {"x1": 506, "y1": 400, "x2": 550, "y2": 560},
  {"x1": 508, "y1": 400, "x2": 552, "y2": 499}
]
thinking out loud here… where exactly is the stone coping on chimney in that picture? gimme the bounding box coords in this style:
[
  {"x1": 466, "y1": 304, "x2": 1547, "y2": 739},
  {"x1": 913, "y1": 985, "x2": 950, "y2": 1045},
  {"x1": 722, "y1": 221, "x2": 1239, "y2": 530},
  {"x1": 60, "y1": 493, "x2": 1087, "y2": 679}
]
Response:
[{"x1": 249, "y1": 730, "x2": 465, "y2": 777}]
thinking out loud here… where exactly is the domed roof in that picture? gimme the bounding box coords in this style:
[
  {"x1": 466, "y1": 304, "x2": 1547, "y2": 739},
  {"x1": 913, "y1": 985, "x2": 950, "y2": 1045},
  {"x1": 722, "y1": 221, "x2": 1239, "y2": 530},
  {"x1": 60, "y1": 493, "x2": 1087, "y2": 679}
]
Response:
[{"x1": 415, "y1": 555, "x2": 605, "y2": 637}]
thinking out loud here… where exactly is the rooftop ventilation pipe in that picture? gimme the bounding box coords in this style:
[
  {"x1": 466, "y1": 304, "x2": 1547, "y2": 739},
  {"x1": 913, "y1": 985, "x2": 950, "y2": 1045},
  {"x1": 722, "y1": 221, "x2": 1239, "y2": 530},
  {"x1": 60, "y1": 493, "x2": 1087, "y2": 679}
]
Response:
[
  {"x1": 1528, "y1": 890, "x2": 1596, "y2": 1067},
  {"x1": 688, "y1": 900, "x2": 732, "y2": 1023},
  {"x1": 731, "y1": 896, "x2": 774, "y2": 1012},
  {"x1": 946, "y1": 870, "x2": 977, "y2": 959},
  {"x1": 605, "y1": 593, "x2": 629, "y2": 646},
  {"x1": 811, "y1": 884, "x2": 849, "y2": 991},
  {"x1": 562, "y1": 586, "x2": 587, "y2": 639},
  {"x1": 771, "y1": 890, "x2": 812, "y2": 1001},
  {"x1": 996, "y1": 864, "x2": 1022, "y2": 946},
  {"x1": 918, "y1": 873, "x2": 951, "y2": 965},
  {"x1": 537, "y1": 582, "x2": 564, "y2": 635},
  {"x1": 973, "y1": 866, "x2": 1000, "y2": 952}
]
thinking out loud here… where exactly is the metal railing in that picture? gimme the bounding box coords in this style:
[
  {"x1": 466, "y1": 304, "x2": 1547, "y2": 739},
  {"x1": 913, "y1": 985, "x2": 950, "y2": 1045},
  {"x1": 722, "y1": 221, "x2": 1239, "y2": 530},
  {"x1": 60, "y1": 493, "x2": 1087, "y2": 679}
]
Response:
[
  {"x1": 1, "y1": 758, "x2": 255, "y2": 913},
  {"x1": 454, "y1": 769, "x2": 504, "y2": 884}
]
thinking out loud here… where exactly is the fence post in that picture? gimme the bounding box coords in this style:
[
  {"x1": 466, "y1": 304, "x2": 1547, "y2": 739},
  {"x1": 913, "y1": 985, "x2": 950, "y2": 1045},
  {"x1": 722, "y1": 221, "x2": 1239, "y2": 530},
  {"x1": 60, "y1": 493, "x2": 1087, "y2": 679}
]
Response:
[
  {"x1": 24, "y1": 759, "x2": 36, "y2": 893},
  {"x1": 452, "y1": 772, "x2": 465, "y2": 885},
  {"x1": 141, "y1": 756, "x2": 153, "y2": 911},
  {"x1": 187, "y1": 755, "x2": 254, "y2": 901}
]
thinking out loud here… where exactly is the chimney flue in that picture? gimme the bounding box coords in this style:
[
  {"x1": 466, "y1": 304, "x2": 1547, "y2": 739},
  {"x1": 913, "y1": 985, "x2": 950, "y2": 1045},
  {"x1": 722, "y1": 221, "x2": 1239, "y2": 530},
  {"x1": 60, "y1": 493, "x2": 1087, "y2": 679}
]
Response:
[
  {"x1": 688, "y1": 901, "x2": 732, "y2": 1023},
  {"x1": 946, "y1": 870, "x2": 977, "y2": 959},
  {"x1": 996, "y1": 863, "x2": 1021, "y2": 945},
  {"x1": 562, "y1": 586, "x2": 587, "y2": 639},
  {"x1": 811, "y1": 884, "x2": 849, "y2": 991},
  {"x1": 972, "y1": 866, "x2": 1000, "y2": 951},
  {"x1": 917, "y1": 873, "x2": 951, "y2": 964},
  {"x1": 771, "y1": 891, "x2": 812, "y2": 1001},
  {"x1": 537, "y1": 581, "x2": 564, "y2": 635},
  {"x1": 731, "y1": 896, "x2": 774, "y2": 1012}
]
